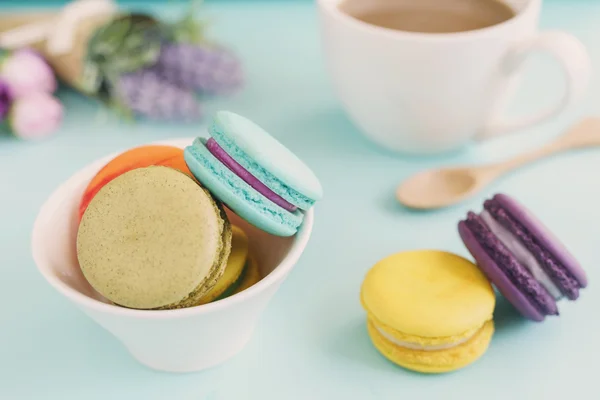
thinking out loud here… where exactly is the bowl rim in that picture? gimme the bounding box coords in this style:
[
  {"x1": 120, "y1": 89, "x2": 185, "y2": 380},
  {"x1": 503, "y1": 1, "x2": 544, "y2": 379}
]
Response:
[{"x1": 30, "y1": 137, "x2": 315, "y2": 319}]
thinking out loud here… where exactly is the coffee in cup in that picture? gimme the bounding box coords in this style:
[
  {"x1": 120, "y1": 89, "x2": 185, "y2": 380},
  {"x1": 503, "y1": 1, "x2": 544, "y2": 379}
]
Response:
[
  {"x1": 317, "y1": 0, "x2": 591, "y2": 154},
  {"x1": 340, "y1": 0, "x2": 516, "y2": 34}
]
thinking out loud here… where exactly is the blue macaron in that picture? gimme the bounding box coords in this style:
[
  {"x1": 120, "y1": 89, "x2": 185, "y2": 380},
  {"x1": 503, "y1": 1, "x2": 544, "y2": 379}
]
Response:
[{"x1": 184, "y1": 111, "x2": 323, "y2": 236}]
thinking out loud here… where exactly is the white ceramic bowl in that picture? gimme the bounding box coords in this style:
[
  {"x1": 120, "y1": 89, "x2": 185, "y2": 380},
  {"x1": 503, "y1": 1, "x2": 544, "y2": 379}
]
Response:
[{"x1": 31, "y1": 138, "x2": 314, "y2": 373}]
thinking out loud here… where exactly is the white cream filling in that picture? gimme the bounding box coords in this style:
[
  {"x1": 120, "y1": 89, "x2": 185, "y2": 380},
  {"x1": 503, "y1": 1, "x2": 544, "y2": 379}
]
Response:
[
  {"x1": 480, "y1": 210, "x2": 562, "y2": 300},
  {"x1": 376, "y1": 326, "x2": 473, "y2": 351}
]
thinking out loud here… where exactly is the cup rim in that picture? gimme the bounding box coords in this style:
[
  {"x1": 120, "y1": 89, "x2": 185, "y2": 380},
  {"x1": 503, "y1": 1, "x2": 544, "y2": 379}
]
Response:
[
  {"x1": 316, "y1": 0, "x2": 539, "y2": 41},
  {"x1": 30, "y1": 137, "x2": 315, "y2": 320}
]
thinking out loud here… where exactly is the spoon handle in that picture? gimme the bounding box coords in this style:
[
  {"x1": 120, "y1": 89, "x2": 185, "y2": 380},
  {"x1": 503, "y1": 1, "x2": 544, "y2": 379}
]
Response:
[
  {"x1": 551, "y1": 117, "x2": 600, "y2": 148},
  {"x1": 486, "y1": 117, "x2": 600, "y2": 175}
]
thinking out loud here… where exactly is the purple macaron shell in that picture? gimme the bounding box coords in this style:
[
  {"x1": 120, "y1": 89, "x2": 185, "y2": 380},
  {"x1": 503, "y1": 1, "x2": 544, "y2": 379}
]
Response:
[
  {"x1": 462, "y1": 212, "x2": 559, "y2": 317},
  {"x1": 206, "y1": 138, "x2": 298, "y2": 212},
  {"x1": 458, "y1": 220, "x2": 549, "y2": 322},
  {"x1": 492, "y1": 194, "x2": 587, "y2": 288},
  {"x1": 485, "y1": 200, "x2": 581, "y2": 300}
]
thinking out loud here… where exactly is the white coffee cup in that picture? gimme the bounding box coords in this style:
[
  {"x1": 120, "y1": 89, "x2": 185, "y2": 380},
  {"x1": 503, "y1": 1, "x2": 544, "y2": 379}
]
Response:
[
  {"x1": 31, "y1": 138, "x2": 314, "y2": 373},
  {"x1": 317, "y1": 0, "x2": 592, "y2": 154}
]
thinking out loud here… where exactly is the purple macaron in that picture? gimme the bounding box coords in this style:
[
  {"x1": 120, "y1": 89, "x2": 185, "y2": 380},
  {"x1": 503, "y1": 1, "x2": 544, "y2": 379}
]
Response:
[{"x1": 458, "y1": 193, "x2": 587, "y2": 322}]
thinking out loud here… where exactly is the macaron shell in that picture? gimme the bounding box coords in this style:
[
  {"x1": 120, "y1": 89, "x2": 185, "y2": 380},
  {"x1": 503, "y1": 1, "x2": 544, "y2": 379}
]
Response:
[
  {"x1": 206, "y1": 138, "x2": 299, "y2": 211},
  {"x1": 168, "y1": 221, "x2": 232, "y2": 310},
  {"x1": 211, "y1": 256, "x2": 262, "y2": 302},
  {"x1": 493, "y1": 194, "x2": 587, "y2": 287},
  {"x1": 360, "y1": 250, "x2": 495, "y2": 338},
  {"x1": 484, "y1": 200, "x2": 580, "y2": 301},
  {"x1": 367, "y1": 319, "x2": 494, "y2": 373},
  {"x1": 210, "y1": 110, "x2": 323, "y2": 202},
  {"x1": 197, "y1": 225, "x2": 249, "y2": 305},
  {"x1": 78, "y1": 145, "x2": 194, "y2": 222},
  {"x1": 184, "y1": 140, "x2": 303, "y2": 237},
  {"x1": 77, "y1": 166, "x2": 229, "y2": 310},
  {"x1": 232, "y1": 255, "x2": 261, "y2": 294},
  {"x1": 458, "y1": 221, "x2": 545, "y2": 321}
]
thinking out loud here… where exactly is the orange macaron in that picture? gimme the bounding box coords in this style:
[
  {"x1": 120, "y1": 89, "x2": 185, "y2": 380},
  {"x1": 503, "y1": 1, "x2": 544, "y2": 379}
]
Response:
[{"x1": 78, "y1": 145, "x2": 194, "y2": 222}]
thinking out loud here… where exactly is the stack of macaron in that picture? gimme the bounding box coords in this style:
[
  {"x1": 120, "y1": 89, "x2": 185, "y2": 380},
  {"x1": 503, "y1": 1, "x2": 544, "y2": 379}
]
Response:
[
  {"x1": 361, "y1": 193, "x2": 587, "y2": 374},
  {"x1": 183, "y1": 110, "x2": 323, "y2": 237},
  {"x1": 361, "y1": 250, "x2": 496, "y2": 373},
  {"x1": 75, "y1": 111, "x2": 321, "y2": 310},
  {"x1": 458, "y1": 193, "x2": 587, "y2": 322}
]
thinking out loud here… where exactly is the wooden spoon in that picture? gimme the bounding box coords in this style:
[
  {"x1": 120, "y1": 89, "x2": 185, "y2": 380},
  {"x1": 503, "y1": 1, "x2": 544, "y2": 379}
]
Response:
[{"x1": 396, "y1": 117, "x2": 600, "y2": 210}]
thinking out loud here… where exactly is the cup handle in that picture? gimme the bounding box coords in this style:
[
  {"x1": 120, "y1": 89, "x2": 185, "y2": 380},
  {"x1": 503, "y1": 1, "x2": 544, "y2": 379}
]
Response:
[{"x1": 476, "y1": 31, "x2": 592, "y2": 141}]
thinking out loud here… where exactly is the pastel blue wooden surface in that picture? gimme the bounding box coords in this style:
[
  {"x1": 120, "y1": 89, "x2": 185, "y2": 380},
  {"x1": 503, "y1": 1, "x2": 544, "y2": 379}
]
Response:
[{"x1": 1, "y1": 1, "x2": 599, "y2": 399}]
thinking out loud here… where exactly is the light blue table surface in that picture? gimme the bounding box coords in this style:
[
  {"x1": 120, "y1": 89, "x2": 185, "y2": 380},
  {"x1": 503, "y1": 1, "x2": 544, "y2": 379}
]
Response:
[{"x1": 1, "y1": 0, "x2": 600, "y2": 399}]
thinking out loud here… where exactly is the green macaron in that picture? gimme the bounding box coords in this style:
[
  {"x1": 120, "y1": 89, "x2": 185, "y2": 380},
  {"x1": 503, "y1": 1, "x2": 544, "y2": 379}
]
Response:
[{"x1": 76, "y1": 166, "x2": 232, "y2": 310}]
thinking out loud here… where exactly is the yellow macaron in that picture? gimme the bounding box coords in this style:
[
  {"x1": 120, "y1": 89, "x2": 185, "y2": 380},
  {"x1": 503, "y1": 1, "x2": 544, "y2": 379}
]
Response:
[
  {"x1": 213, "y1": 255, "x2": 262, "y2": 302},
  {"x1": 232, "y1": 255, "x2": 261, "y2": 295},
  {"x1": 360, "y1": 250, "x2": 496, "y2": 373},
  {"x1": 197, "y1": 225, "x2": 249, "y2": 305}
]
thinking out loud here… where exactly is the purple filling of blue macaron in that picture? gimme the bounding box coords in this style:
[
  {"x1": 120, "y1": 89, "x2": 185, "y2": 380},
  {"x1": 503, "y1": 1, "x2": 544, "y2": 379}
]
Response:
[
  {"x1": 206, "y1": 138, "x2": 298, "y2": 212},
  {"x1": 464, "y1": 212, "x2": 559, "y2": 316},
  {"x1": 484, "y1": 199, "x2": 581, "y2": 300}
]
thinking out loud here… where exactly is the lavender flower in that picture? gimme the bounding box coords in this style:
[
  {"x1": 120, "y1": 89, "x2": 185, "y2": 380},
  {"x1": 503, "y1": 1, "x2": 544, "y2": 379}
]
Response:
[
  {"x1": 115, "y1": 66, "x2": 202, "y2": 121},
  {"x1": 156, "y1": 42, "x2": 243, "y2": 95},
  {"x1": 0, "y1": 79, "x2": 11, "y2": 121}
]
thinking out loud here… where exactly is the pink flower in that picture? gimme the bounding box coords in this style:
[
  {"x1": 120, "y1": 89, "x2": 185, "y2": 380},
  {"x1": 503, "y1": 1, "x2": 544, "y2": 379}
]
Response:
[
  {"x1": 9, "y1": 92, "x2": 63, "y2": 140},
  {"x1": 0, "y1": 49, "x2": 57, "y2": 98}
]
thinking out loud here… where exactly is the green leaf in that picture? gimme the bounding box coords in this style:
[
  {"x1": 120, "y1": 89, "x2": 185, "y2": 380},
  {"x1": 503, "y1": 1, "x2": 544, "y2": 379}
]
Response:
[
  {"x1": 91, "y1": 18, "x2": 132, "y2": 56},
  {"x1": 0, "y1": 49, "x2": 10, "y2": 64},
  {"x1": 78, "y1": 61, "x2": 103, "y2": 94},
  {"x1": 165, "y1": 0, "x2": 211, "y2": 45},
  {"x1": 81, "y1": 13, "x2": 165, "y2": 99},
  {"x1": 108, "y1": 98, "x2": 136, "y2": 123},
  {"x1": 86, "y1": 13, "x2": 162, "y2": 77}
]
